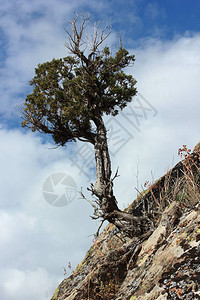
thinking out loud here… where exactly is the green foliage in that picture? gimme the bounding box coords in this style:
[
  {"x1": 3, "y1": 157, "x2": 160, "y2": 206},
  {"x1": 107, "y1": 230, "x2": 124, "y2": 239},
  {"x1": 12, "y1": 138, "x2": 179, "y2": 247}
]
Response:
[{"x1": 21, "y1": 30, "x2": 136, "y2": 146}]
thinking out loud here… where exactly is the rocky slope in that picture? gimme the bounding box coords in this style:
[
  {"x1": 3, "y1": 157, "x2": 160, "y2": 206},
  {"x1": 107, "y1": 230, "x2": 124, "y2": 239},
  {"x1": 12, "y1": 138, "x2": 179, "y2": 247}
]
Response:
[{"x1": 51, "y1": 143, "x2": 200, "y2": 300}]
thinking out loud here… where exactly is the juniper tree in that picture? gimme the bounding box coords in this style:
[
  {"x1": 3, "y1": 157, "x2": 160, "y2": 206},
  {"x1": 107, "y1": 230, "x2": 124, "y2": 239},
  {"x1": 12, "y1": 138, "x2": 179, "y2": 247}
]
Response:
[{"x1": 20, "y1": 13, "x2": 150, "y2": 238}]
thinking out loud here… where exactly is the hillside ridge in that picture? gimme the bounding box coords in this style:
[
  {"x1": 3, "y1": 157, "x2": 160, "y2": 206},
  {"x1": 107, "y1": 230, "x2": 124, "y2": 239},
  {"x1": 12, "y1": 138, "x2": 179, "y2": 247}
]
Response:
[{"x1": 51, "y1": 142, "x2": 200, "y2": 299}]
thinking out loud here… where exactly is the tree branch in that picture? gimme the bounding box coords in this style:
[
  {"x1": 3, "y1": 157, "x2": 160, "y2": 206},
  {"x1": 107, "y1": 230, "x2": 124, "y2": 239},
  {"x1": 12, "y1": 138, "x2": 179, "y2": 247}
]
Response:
[{"x1": 79, "y1": 188, "x2": 103, "y2": 218}]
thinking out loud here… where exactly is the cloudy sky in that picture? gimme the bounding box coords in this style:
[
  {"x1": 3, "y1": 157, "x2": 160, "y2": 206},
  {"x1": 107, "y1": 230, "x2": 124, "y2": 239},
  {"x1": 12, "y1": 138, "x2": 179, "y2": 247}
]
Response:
[{"x1": 0, "y1": 0, "x2": 200, "y2": 299}]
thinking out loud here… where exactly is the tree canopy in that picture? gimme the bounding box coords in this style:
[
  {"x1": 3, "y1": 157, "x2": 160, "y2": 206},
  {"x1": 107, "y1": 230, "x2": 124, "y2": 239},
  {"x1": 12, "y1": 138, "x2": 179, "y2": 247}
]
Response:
[{"x1": 20, "y1": 14, "x2": 137, "y2": 146}]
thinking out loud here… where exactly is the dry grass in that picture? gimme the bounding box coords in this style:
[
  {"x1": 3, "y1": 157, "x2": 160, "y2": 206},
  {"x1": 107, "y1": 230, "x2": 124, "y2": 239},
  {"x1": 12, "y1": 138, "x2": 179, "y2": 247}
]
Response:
[{"x1": 159, "y1": 145, "x2": 200, "y2": 209}]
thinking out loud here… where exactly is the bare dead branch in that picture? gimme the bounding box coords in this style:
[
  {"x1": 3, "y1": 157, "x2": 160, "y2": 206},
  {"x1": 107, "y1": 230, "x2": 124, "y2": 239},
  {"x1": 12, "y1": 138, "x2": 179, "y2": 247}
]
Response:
[
  {"x1": 118, "y1": 32, "x2": 122, "y2": 49},
  {"x1": 95, "y1": 219, "x2": 106, "y2": 237},
  {"x1": 80, "y1": 189, "x2": 97, "y2": 209},
  {"x1": 80, "y1": 188, "x2": 102, "y2": 218},
  {"x1": 88, "y1": 23, "x2": 111, "y2": 59},
  {"x1": 111, "y1": 167, "x2": 120, "y2": 182},
  {"x1": 65, "y1": 12, "x2": 90, "y2": 64},
  {"x1": 65, "y1": 12, "x2": 111, "y2": 68}
]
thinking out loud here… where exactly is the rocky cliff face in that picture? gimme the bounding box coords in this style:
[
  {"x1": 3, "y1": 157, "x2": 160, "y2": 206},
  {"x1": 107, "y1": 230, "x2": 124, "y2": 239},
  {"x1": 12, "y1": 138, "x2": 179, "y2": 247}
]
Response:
[{"x1": 51, "y1": 143, "x2": 200, "y2": 300}]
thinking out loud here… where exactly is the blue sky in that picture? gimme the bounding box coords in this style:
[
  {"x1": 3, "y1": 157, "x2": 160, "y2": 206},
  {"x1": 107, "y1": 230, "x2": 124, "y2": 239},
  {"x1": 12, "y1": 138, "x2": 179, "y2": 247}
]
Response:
[
  {"x1": 92, "y1": 0, "x2": 200, "y2": 44},
  {"x1": 0, "y1": 1, "x2": 200, "y2": 300}
]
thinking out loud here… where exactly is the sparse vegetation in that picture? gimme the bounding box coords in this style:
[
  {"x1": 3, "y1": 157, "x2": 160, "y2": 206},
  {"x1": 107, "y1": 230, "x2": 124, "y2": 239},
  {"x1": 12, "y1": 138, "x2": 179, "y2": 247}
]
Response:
[
  {"x1": 96, "y1": 279, "x2": 120, "y2": 299},
  {"x1": 158, "y1": 145, "x2": 200, "y2": 210},
  {"x1": 51, "y1": 143, "x2": 200, "y2": 300}
]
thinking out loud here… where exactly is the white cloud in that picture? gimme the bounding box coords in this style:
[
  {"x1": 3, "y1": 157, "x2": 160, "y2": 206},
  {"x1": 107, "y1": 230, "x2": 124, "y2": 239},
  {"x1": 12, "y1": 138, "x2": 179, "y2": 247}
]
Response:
[
  {"x1": 0, "y1": 211, "x2": 36, "y2": 246},
  {"x1": 0, "y1": 127, "x2": 96, "y2": 299},
  {"x1": 110, "y1": 33, "x2": 200, "y2": 207},
  {"x1": 0, "y1": 267, "x2": 55, "y2": 300}
]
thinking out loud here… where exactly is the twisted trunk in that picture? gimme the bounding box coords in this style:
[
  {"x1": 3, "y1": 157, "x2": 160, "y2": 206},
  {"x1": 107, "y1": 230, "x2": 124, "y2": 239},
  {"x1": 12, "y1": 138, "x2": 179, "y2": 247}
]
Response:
[
  {"x1": 92, "y1": 115, "x2": 150, "y2": 238},
  {"x1": 93, "y1": 115, "x2": 118, "y2": 213}
]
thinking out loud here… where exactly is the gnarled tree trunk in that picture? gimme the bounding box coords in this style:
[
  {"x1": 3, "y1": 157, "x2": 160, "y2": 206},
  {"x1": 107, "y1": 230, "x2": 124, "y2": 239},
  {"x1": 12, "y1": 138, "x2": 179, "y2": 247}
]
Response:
[{"x1": 91, "y1": 115, "x2": 150, "y2": 238}]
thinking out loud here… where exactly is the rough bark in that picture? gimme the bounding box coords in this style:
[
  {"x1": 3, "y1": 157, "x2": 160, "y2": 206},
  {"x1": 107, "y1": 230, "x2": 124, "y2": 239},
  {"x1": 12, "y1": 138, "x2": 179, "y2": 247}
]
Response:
[
  {"x1": 90, "y1": 114, "x2": 151, "y2": 238},
  {"x1": 92, "y1": 115, "x2": 117, "y2": 210}
]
